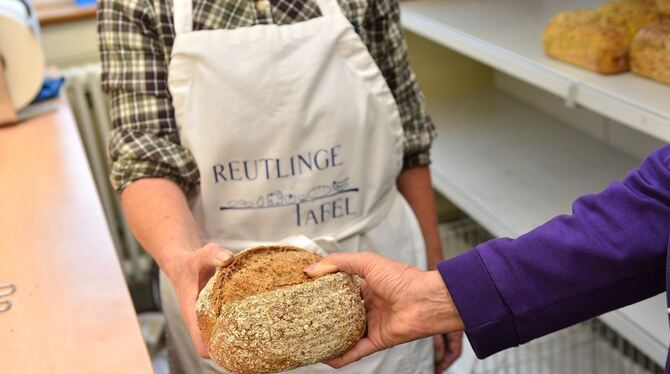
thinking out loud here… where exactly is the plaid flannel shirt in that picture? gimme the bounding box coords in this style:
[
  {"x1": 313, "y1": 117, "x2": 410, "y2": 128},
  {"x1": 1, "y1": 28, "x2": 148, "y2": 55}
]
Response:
[{"x1": 98, "y1": 0, "x2": 435, "y2": 195}]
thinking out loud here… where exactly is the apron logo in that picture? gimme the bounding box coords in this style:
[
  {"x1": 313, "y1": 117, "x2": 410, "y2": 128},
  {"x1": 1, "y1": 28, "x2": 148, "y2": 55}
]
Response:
[
  {"x1": 219, "y1": 178, "x2": 359, "y2": 226},
  {"x1": 215, "y1": 145, "x2": 358, "y2": 226},
  {"x1": 211, "y1": 145, "x2": 343, "y2": 182}
]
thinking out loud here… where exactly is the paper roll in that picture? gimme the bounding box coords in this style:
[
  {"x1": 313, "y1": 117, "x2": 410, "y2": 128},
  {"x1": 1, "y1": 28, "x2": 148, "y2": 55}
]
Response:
[{"x1": 0, "y1": 1, "x2": 45, "y2": 111}]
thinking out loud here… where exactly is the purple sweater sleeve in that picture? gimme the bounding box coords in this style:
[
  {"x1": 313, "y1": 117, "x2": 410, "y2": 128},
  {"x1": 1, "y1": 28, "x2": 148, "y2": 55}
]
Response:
[{"x1": 438, "y1": 145, "x2": 670, "y2": 358}]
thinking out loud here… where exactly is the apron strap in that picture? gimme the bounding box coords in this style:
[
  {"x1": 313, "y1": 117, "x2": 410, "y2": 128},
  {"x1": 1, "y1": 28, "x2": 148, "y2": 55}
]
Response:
[
  {"x1": 174, "y1": 0, "x2": 340, "y2": 34},
  {"x1": 314, "y1": 0, "x2": 343, "y2": 17},
  {"x1": 173, "y1": 0, "x2": 193, "y2": 35}
]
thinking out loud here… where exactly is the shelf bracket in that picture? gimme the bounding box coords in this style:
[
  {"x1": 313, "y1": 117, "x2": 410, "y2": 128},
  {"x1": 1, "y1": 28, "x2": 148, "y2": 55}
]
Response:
[{"x1": 564, "y1": 82, "x2": 579, "y2": 109}]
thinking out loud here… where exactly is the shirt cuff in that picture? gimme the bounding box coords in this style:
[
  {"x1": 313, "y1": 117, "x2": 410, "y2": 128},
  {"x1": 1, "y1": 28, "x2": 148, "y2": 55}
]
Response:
[
  {"x1": 110, "y1": 158, "x2": 198, "y2": 197},
  {"x1": 403, "y1": 150, "x2": 431, "y2": 170},
  {"x1": 437, "y1": 249, "x2": 520, "y2": 358}
]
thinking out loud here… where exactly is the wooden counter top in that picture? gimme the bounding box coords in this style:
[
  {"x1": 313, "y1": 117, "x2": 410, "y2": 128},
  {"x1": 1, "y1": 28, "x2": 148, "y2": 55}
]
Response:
[{"x1": 0, "y1": 98, "x2": 152, "y2": 373}]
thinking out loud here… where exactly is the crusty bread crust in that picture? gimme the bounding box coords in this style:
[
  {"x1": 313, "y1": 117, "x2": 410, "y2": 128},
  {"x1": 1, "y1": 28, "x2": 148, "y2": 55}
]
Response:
[
  {"x1": 197, "y1": 246, "x2": 366, "y2": 374},
  {"x1": 631, "y1": 19, "x2": 670, "y2": 84},
  {"x1": 657, "y1": 0, "x2": 670, "y2": 15},
  {"x1": 542, "y1": 1, "x2": 662, "y2": 74},
  {"x1": 598, "y1": 0, "x2": 662, "y2": 37},
  {"x1": 543, "y1": 9, "x2": 630, "y2": 74}
]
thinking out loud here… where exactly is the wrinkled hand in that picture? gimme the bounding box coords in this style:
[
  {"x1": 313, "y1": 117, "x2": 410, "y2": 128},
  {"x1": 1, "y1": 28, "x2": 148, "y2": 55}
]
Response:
[
  {"x1": 433, "y1": 332, "x2": 463, "y2": 373},
  {"x1": 304, "y1": 252, "x2": 464, "y2": 369},
  {"x1": 165, "y1": 243, "x2": 234, "y2": 357}
]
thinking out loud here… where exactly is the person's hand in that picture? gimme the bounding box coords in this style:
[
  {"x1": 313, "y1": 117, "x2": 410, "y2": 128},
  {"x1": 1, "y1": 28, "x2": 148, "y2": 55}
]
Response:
[
  {"x1": 164, "y1": 243, "x2": 234, "y2": 357},
  {"x1": 433, "y1": 331, "x2": 463, "y2": 373},
  {"x1": 304, "y1": 252, "x2": 464, "y2": 368}
]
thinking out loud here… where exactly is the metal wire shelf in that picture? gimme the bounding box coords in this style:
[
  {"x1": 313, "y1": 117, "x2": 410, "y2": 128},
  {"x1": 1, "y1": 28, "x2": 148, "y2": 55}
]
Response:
[
  {"x1": 439, "y1": 217, "x2": 493, "y2": 259},
  {"x1": 470, "y1": 320, "x2": 663, "y2": 374}
]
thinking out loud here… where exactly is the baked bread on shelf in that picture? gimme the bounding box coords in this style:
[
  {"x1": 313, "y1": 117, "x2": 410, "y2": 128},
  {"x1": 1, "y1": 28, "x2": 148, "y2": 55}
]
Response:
[
  {"x1": 657, "y1": 0, "x2": 670, "y2": 15},
  {"x1": 598, "y1": 0, "x2": 662, "y2": 37},
  {"x1": 631, "y1": 18, "x2": 670, "y2": 84},
  {"x1": 542, "y1": 0, "x2": 662, "y2": 74},
  {"x1": 543, "y1": 9, "x2": 631, "y2": 74},
  {"x1": 196, "y1": 245, "x2": 366, "y2": 374}
]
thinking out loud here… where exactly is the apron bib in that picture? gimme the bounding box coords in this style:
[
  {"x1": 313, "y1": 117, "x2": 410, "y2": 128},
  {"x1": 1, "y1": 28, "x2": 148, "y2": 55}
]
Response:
[{"x1": 164, "y1": 0, "x2": 433, "y2": 372}]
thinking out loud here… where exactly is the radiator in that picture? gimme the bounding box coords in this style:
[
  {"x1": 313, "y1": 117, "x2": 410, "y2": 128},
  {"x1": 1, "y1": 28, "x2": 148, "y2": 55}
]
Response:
[{"x1": 62, "y1": 64, "x2": 151, "y2": 281}]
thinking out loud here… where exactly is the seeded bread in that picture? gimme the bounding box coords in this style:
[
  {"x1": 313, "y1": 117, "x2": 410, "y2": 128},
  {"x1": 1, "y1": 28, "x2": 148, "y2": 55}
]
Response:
[
  {"x1": 658, "y1": 0, "x2": 670, "y2": 15},
  {"x1": 542, "y1": 1, "x2": 662, "y2": 74},
  {"x1": 631, "y1": 19, "x2": 670, "y2": 84},
  {"x1": 196, "y1": 246, "x2": 366, "y2": 374},
  {"x1": 598, "y1": 0, "x2": 662, "y2": 36}
]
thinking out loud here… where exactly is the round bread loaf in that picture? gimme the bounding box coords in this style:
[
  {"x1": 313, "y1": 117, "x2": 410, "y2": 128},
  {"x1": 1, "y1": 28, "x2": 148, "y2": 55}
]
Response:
[{"x1": 196, "y1": 245, "x2": 366, "y2": 374}]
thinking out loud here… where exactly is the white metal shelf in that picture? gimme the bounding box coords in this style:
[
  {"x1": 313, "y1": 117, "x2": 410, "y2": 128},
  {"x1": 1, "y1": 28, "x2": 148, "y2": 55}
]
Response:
[
  {"x1": 428, "y1": 89, "x2": 668, "y2": 366},
  {"x1": 428, "y1": 90, "x2": 637, "y2": 238},
  {"x1": 401, "y1": 0, "x2": 670, "y2": 142}
]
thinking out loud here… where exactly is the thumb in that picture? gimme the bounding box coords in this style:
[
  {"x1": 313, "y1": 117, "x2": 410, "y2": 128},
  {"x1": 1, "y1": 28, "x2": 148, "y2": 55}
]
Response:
[
  {"x1": 304, "y1": 252, "x2": 380, "y2": 278},
  {"x1": 197, "y1": 243, "x2": 234, "y2": 268}
]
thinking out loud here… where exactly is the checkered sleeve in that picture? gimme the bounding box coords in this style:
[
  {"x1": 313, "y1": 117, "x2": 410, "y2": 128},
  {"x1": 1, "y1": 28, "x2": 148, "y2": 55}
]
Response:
[
  {"x1": 363, "y1": 0, "x2": 435, "y2": 169},
  {"x1": 98, "y1": 0, "x2": 199, "y2": 195}
]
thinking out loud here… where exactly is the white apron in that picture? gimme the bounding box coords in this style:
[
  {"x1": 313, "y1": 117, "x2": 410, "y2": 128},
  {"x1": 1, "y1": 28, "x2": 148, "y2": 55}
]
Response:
[{"x1": 161, "y1": 0, "x2": 433, "y2": 372}]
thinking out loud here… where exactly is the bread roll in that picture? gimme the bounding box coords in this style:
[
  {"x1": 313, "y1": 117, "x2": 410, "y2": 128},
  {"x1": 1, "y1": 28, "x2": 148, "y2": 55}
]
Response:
[
  {"x1": 542, "y1": 1, "x2": 661, "y2": 74},
  {"x1": 631, "y1": 19, "x2": 670, "y2": 84},
  {"x1": 598, "y1": 0, "x2": 662, "y2": 36},
  {"x1": 197, "y1": 246, "x2": 366, "y2": 374},
  {"x1": 543, "y1": 10, "x2": 631, "y2": 74},
  {"x1": 657, "y1": 0, "x2": 670, "y2": 15}
]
